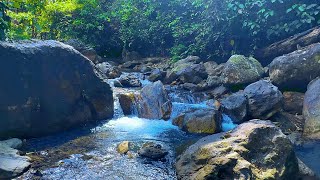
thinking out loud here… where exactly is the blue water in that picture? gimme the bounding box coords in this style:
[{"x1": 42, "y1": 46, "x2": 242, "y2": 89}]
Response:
[
  {"x1": 222, "y1": 114, "x2": 237, "y2": 132},
  {"x1": 295, "y1": 140, "x2": 320, "y2": 177}
]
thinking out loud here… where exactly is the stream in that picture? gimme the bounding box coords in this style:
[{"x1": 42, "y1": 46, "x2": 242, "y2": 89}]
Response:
[{"x1": 17, "y1": 74, "x2": 236, "y2": 180}]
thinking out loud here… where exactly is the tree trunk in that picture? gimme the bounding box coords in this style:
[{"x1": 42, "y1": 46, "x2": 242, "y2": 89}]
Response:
[{"x1": 255, "y1": 26, "x2": 320, "y2": 66}]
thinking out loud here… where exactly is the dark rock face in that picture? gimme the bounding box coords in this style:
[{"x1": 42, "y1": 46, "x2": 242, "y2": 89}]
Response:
[
  {"x1": 244, "y1": 80, "x2": 283, "y2": 119},
  {"x1": 95, "y1": 62, "x2": 121, "y2": 79},
  {"x1": 269, "y1": 43, "x2": 320, "y2": 90},
  {"x1": 172, "y1": 108, "x2": 222, "y2": 134},
  {"x1": 138, "y1": 142, "x2": 168, "y2": 160},
  {"x1": 176, "y1": 120, "x2": 299, "y2": 180},
  {"x1": 136, "y1": 81, "x2": 172, "y2": 120},
  {"x1": 222, "y1": 55, "x2": 264, "y2": 86},
  {"x1": 270, "y1": 111, "x2": 304, "y2": 134},
  {"x1": 0, "y1": 40, "x2": 114, "y2": 138},
  {"x1": 283, "y1": 92, "x2": 304, "y2": 115},
  {"x1": 303, "y1": 78, "x2": 320, "y2": 139},
  {"x1": 118, "y1": 73, "x2": 142, "y2": 87},
  {"x1": 221, "y1": 91, "x2": 248, "y2": 123}
]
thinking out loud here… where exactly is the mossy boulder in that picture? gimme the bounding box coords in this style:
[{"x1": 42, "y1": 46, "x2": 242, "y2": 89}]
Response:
[
  {"x1": 222, "y1": 55, "x2": 264, "y2": 86},
  {"x1": 176, "y1": 120, "x2": 299, "y2": 180}
]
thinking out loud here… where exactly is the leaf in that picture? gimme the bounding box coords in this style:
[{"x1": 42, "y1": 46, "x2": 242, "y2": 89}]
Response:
[
  {"x1": 298, "y1": 6, "x2": 305, "y2": 12},
  {"x1": 286, "y1": 8, "x2": 292, "y2": 13}
]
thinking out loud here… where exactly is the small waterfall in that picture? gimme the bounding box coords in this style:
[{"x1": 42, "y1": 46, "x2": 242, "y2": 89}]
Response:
[
  {"x1": 221, "y1": 114, "x2": 237, "y2": 132},
  {"x1": 107, "y1": 79, "x2": 125, "y2": 118}
]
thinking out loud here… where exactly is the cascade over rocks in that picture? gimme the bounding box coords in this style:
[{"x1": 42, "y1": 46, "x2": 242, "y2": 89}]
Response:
[
  {"x1": 222, "y1": 55, "x2": 264, "y2": 86},
  {"x1": 172, "y1": 108, "x2": 222, "y2": 134},
  {"x1": 244, "y1": 80, "x2": 283, "y2": 119},
  {"x1": 269, "y1": 43, "x2": 320, "y2": 90},
  {"x1": 0, "y1": 40, "x2": 114, "y2": 138},
  {"x1": 176, "y1": 120, "x2": 299, "y2": 180},
  {"x1": 303, "y1": 78, "x2": 320, "y2": 139},
  {"x1": 136, "y1": 81, "x2": 172, "y2": 120}
]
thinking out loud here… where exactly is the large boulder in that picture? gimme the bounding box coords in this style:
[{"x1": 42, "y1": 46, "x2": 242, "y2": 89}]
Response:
[
  {"x1": 303, "y1": 78, "x2": 320, "y2": 139},
  {"x1": 269, "y1": 43, "x2": 320, "y2": 90},
  {"x1": 136, "y1": 81, "x2": 172, "y2": 120},
  {"x1": 172, "y1": 108, "x2": 222, "y2": 134},
  {"x1": 0, "y1": 138, "x2": 31, "y2": 179},
  {"x1": 0, "y1": 40, "x2": 114, "y2": 138},
  {"x1": 148, "y1": 68, "x2": 166, "y2": 82},
  {"x1": 176, "y1": 120, "x2": 299, "y2": 180},
  {"x1": 138, "y1": 142, "x2": 168, "y2": 160},
  {"x1": 221, "y1": 91, "x2": 248, "y2": 123},
  {"x1": 222, "y1": 55, "x2": 264, "y2": 86},
  {"x1": 244, "y1": 80, "x2": 283, "y2": 119}
]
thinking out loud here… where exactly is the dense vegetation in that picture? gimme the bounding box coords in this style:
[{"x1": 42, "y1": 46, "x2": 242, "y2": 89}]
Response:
[{"x1": 1, "y1": 0, "x2": 319, "y2": 61}]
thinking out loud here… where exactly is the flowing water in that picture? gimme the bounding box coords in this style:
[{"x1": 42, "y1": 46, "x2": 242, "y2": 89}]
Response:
[{"x1": 18, "y1": 73, "x2": 237, "y2": 180}]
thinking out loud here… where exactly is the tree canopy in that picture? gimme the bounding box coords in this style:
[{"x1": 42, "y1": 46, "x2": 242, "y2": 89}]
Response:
[{"x1": 1, "y1": 0, "x2": 320, "y2": 61}]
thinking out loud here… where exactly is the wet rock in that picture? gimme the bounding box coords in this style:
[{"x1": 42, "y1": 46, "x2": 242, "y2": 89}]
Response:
[
  {"x1": 148, "y1": 69, "x2": 166, "y2": 82},
  {"x1": 222, "y1": 55, "x2": 264, "y2": 86},
  {"x1": 244, "y1": 80, "x2": 283, "y2": 119},
  {"x1": 0, "y1": 139, "x2": 31, "y2": 179},
  {"x1": 138, "y1": 142, "x2": 168, "y2": 160},
  {"x1": 269, "y1": 43, "x2": 320, "y2": 90},
  {"x1": 221, "y1": 91, "x2": 248, "y2": 123},
  {"x1": 95, "y1": 62, "x2": 121, "y2": 79},
  {"x1": 283, "y1": 92, "x2": 304, "y2": 115},
  {"x1": 117, "y1": 141, "x2": 130, "y2": 154},
  {"x1": 181, "y1": 83, "x2": 198, "y2": 92},
  {"x1": 118, "y1": 93, "x2": 135, "y2": 115},
  {"x1": 303, "y1": 78, "x2": 320, "y2": 139},
  {"x1": 136, "y1": 81, "x2": 172, "y2": 120},
  {"x1": 176, "y1": 120, "x2": 299, "y2": 180},
  {"x1": 118, "y1": 73, "x2": 142, "y2": 87},
  {"x1": 0, "y1": 40, "x2": 114, "y2": 138},
  {"x1": 197, "y1": 76, "x2": 223, "y2": 91},
  {"x1": 172, "y1": 108, "x2": 222, "y2": 134},
  {"x1": 65, "y1": 39, "x2": 102, "y2": 64},
  {"x1": 133, "y1": 65, "x2": 151, "y2": 73}
]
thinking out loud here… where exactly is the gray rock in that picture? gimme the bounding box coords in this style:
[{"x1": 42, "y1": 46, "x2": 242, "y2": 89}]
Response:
[
  {"x1": 118, "y1": 73, "x2": 142, "y2": 87},
  {"x1": 303, "y1": 78, "x2": 320, "y2": 139},
  {"x1": 95, "y1": 62, "x2": 121, "y2": 79},
  {"x1": 269, "y1": 43, "x2": 320, "y2": 90},
  {"x1": 244, "y1": 80, "x2": 283, "y2": 119},
  {"x1": 0, "y1": 40, "x2": 114, "y2": 138},
  {"x1": 222, "y1": 55, "x2": 264, "y2": 85},
  {"x1": 283, "y1": 92, "x2": 304, "y2": 115},
  {"x1": 148, "y1": 69, "x2": 166, "y2": 82},
  {"x1": 0, "y1": 139, "x2": 31, "y2": 179},
  {"x1": 136, "y1": 81, "x2": 172, "y2": 120},
  {"x1": 176, "y1": 120, "x2": 299, "y2": 180},
  {"x1": 221, "y1": 91, "x2": 248, "y2": 123}
]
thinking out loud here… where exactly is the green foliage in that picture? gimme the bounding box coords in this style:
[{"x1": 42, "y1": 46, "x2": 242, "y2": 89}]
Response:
[
  {"x1": 0, "y1": 1, "x2": 10, "y2": 40},
  {"x1": 3, "y1": 0, "x2": 320, "y2": 60}
]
